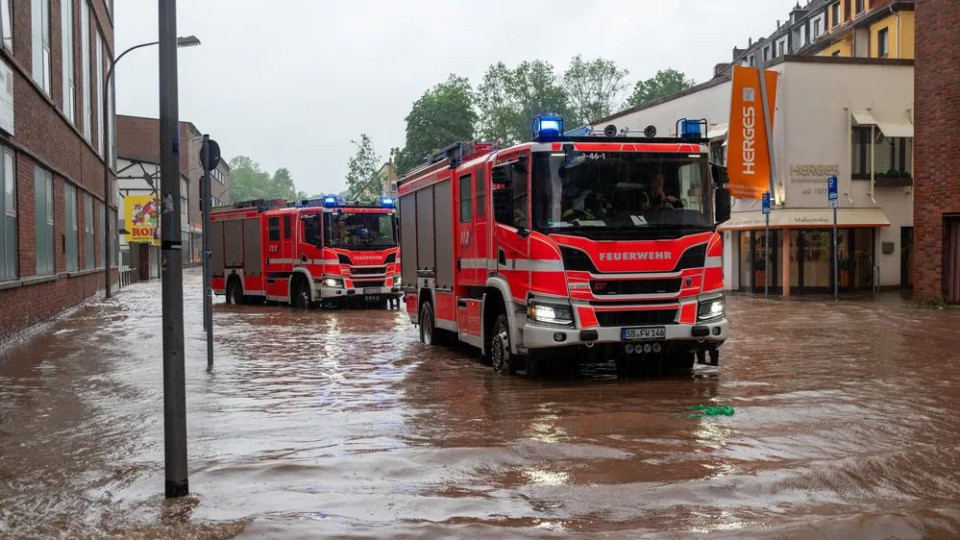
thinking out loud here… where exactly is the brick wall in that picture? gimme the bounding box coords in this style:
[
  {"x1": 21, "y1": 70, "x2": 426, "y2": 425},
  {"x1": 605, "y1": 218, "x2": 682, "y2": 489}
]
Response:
[
  {"x1": 0, "y1": 0, "x2": 116, "y2": 344},
  {"x1": 913, "y1": 0, "x2": 960, "y2": 301}
]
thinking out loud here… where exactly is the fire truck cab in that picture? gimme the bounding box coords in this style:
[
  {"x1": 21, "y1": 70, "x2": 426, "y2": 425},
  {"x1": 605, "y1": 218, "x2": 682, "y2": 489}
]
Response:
[
  {"x1": 210, "y1": 196, "x2": 401, "y2": 308},
  {"x1": 398, "y1": 116, "x2": 731, "y2": 375}
]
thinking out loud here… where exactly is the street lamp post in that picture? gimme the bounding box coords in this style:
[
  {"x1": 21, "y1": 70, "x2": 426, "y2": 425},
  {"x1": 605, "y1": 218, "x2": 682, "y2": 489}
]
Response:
[{"x1": 103, "y1": 35, "x2": 200, "y2": 298}]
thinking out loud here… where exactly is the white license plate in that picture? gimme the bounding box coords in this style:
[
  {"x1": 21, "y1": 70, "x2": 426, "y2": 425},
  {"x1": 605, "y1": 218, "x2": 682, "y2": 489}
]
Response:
[
  {"x1": 363, "y1": 287, "x2": 380, "y2": 294},
  {"x1": 621, "y1": 326, "x2": 666, "y2": 341}
]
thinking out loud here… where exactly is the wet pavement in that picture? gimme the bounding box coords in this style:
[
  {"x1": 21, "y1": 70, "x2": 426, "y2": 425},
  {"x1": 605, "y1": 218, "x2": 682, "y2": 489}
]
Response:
[{"x1": 2, "y1": 269, "x2": 960, "y2": 539}]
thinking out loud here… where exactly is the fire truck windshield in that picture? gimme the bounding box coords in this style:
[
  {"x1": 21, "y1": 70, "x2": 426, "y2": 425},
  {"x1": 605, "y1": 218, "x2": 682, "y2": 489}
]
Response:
[
  {"x1": 531, "y1": 152, "x2": 714, "y2": 240},
  {"x1": 324, "y1": 211, "x2": 397, "y2": 250}
]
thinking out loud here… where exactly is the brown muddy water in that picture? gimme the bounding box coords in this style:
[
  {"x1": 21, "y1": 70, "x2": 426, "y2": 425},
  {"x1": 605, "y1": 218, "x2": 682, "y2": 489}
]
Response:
[{"x1": 1, "y1": 270, "x2": 960, "y2": 539}]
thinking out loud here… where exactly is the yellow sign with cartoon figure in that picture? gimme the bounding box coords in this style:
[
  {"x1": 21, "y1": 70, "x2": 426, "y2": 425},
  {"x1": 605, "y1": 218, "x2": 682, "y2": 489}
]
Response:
[{"x1": 125, "y1": 195, "x2": 160, "y2": 245}]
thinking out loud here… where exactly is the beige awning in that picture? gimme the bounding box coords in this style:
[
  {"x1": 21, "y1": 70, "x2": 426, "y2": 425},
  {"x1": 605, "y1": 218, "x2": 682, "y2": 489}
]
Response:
[
  {"x1": 719, "y1": 207, "x2": 891, "y2": 231},
  {"x1": 877, "y1": 118, "x2": 914, "y2": 138},
  {"x1": 852, "y1": 110, "x2": 877, "y2": 125}
]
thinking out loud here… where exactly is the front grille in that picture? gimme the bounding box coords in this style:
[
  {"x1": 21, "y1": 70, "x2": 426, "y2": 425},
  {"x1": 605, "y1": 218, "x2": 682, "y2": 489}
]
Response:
[
  {"x1": 595, "y1": 309, "x2": 677, "y2": 327},
  {"x1": 352, "y1": 279, "x2": 385, "y2": 287},
  {"x1": 590, "y1": 278, "x2": 682, "y2": 295},
  {"x1": 351, "y1": 266, "x2": 386, "y2": 275}
]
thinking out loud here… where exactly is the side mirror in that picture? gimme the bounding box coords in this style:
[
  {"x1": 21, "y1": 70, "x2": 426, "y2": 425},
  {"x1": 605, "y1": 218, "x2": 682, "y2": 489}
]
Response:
[
  {"x1": 491, "y1": 165, "x2": 511, "y2": 187},
  {"x1": 715, "y1": 187, "x2": 731, "y2": 224},
  {"x1": 493, "y1": 188, "x2": 512, "y2": 225},
  {"x1": 711, "y1": 163, "x2": 729, "y2": 185}
]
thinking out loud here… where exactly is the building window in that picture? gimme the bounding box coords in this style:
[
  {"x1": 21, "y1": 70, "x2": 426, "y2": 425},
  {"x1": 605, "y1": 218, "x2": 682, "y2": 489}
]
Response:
[
  {"x1": 831, "y1": 3, "x2": 840, "y2": 27},
  {"x1": 0, "y1": 0, "x2": 12, "y2": 51},
  {"x1": 80, "y1": 0, "x2": 91, "y2": 141},
  {"x1": 84, "y1": 194, "x2": 94, "y2": 269},
  {"x1": 31, "y1": 0, "x2": 51, "y2": 93},
  {"x1": 61, "y1": 0, "x2": 75, "y2": 123},
  {"x1": 778, "y1": 39, "x2": 787, "y2": 56},
  {"x1": 0, "y1": 147, "x2": 15, "y2": 280},
  {"x1": 877, "y1": 27, "x2": 889, "y2": 58},
  {"x1": 763, "y1": 46, "x2": 770, "y2": 62},
  {"x1": 97, "y1": 200, "x2": 106, "y2": 267},
  {"x1": 64, "y1": 183, "x2": 78, "y2": 271},
  {"x1": 459, "y1": 173, "x2": 472, "y2": 223},
  {"x1": 95, "y1": 31, "x2": 104, "y2": 156},
  {"x1": 747, "y1": 54, "x2": 755, "y2": 67},
  {"x1": 833, "y1": 50, "x2": 841, "y2": 57},
  {"x1": 813, "y1": 18, "x2": 822, "y2": 40},
  {"x1": 34, "y1": 167, "x2": 54, "y2": 275},
  {"x1": 856, "y1": 0, "x2": 864, "y2": 14},
  {"x1": 852, "y1": 126, "x2": 912, "y2": 178}
]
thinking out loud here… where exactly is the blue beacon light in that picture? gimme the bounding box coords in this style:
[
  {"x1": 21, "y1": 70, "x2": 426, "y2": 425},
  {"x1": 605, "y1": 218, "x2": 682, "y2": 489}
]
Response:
[
  {"x1": 322, "y1": 195, "x2": 338, "y2": 207},
  {"x1": 381, "y1": 196, "x2": 395, "y2": 208},
  {"x1": 533, "y1": 115, "x2": 564, "y2": 140}
]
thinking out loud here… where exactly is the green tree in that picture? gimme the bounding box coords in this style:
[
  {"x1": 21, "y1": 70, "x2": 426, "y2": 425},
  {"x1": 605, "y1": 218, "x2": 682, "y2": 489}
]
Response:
[
  {"x1": 396, "y1": 75, "x2": 476, "y2": 175},
  {"x1": 228, "y1": 156, "x2": 303, "y2": 203},
  {"x1": 562, "y1": 55, "x2": 630, "y2": 127},
  {"x1": 625, "y1": 68, "x2": 695, "y2": 107},
  {"x1": 345, "y1": 134, "x2": 382, "y2": 202},
  {"x1": 476, "y1": 60, "x2": 569, "y2": 145}
]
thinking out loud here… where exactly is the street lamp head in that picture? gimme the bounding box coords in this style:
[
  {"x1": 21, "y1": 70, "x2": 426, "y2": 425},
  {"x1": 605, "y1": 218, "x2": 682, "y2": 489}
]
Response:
[{"x1": 176, "y1": 35, "x2": 201, "y2": 48}]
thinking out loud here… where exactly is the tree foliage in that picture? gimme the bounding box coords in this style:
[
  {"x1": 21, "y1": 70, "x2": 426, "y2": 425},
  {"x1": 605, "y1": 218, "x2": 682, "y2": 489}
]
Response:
[
  {"x1": 395, "y1": 75, "x2": 476, "y2": 175},
  {"x1": 228, "y1": 156, "x2": 303, "y2": 203},
  {"x1": 476, "y1": 60, "x2": 569, "y2": 145},
  {"x1": 562, "y1": 55, "x2": 630, "y2": 127},
  {"x1": 345, "y1": 134, "x2": 382, "y2": 202},
  {"x1": 626, "y1": 69, "x2": 695, "y2": 107}
]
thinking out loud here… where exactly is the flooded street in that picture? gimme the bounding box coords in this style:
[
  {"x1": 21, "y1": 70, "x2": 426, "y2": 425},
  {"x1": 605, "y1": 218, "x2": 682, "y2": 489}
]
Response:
[{"x1": 2, "y1": 270, "x2": 960, "y2": 538}]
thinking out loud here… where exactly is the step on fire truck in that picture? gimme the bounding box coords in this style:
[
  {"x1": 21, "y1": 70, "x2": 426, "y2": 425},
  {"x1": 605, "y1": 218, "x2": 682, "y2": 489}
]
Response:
[
  {"x1": 398, "y1": 115, "x2": 731, "y2": 375},
  {"x1": 210, "y1": 196, "x2": 401, "y2": 308}
]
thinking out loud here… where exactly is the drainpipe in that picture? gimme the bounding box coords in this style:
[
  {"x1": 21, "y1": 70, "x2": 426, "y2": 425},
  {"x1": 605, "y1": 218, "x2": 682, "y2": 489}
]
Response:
[
  {"x1": 870, "y1": 123, "x2": 877, "y2": 204},
  {"x1": 845, "y1": 106, "x2": 854, "y2": 203}
]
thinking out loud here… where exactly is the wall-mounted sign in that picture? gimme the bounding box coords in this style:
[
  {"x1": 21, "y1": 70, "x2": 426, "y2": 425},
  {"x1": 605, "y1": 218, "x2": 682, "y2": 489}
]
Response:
[
  {"x1": 125, "y1": 195, "x2": 160, "y2": 245},
  {"x1": 727, "y1": 66, "x2": 779, "y2": 200}
]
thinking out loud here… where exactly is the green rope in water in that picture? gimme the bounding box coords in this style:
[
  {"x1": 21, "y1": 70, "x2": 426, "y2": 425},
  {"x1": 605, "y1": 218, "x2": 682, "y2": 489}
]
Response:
[{"x1": 687, "y1": 404, "x2": 735, "y2": 418}]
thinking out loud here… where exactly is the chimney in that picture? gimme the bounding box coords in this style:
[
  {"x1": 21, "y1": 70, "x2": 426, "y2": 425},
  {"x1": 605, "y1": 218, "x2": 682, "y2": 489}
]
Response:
[
  {"x1": 748, "y1": 36, "x2": 753, "y2": 47},
  {"x1": 777, "y1": 19, "x2": 781, "y2": 29}
]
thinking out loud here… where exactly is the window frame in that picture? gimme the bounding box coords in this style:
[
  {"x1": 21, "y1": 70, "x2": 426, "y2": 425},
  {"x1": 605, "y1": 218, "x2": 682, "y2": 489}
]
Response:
[
  {"x1": 84, "y1": 193, "x2": 94, "y2": 269},
  {"x1": 31, "y1": 0, "x2": 52, "y2": 94},
  {"x1": 80, "y1": 0, "x2": 91, "y2": 141},
  {"x1": 0, "y1": 0, "x2": 12, "y2": 51},
  {"x1": 0, "y1": 146, "x2": 16, "y2": 281},
  {"x1": 877, "y1": 27, "x2": 889, "y2": 58},
  {"x1": 61, "y1": 0, "x2": 75, "y2": 123},
  {"x1": 830, "y1": 2, "x2": 840, "y2": 27},
  {"x1": 64, "y1": 183, "x2": 78, "y2": 271},
  {"x1": 34, "y1": 167, "x2": 54, "y2": 275}
]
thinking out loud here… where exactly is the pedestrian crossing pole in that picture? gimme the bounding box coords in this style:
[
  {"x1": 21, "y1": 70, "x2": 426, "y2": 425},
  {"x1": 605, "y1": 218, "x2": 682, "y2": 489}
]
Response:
[{"x1": 158, "y1": 0, "x2": 189, "y2": 499}]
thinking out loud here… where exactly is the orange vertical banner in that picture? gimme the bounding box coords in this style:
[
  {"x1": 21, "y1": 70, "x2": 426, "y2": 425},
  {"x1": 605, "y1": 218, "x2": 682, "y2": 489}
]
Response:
[{"x1": 727, "y1": 66, "x2": 779, "y2": 200}]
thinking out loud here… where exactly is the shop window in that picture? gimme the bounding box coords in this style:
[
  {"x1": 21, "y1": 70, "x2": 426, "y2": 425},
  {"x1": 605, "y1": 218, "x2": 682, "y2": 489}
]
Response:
[
  {"x1": 0, "y1": 147, "x2": 16, "y2": 280},
  {"x1": 852, "y1": 126, "x2": 912, "y2": 179},
  {"x1": 65, "y1": 184, "x2": 78, "y2": 271}
]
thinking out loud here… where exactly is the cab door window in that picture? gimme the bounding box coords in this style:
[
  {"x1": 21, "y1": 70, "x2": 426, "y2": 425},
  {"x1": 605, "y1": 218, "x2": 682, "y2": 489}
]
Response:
[
  {"x1": 459, "y1": 173, "x2": 473, "y2": 222},
  {"x1": 268, "y1": 217, "x2": 280, "y2": 241}
]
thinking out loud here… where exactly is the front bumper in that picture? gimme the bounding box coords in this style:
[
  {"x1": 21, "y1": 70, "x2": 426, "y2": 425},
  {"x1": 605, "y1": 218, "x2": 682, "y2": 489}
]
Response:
[
  {"x1": 522, "y1": 318, "x2": 728, "y2": 349},
  {"x1": 318, "y1": 285, "x2": 401, "y2": 299}
]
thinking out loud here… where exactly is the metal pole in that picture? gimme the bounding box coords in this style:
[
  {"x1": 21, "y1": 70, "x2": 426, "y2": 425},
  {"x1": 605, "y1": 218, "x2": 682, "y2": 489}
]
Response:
[
  {"x1": 159, "y1": 0, "x2": 188, "y2": 499},
  {"x1": 765, "y1": 213, "x2": 770, "y2": 299},
  {"x1": 202, "y1": 135, "x2": 213, "y2": 368},
  {"x1": 833, "y1": 206, "x2": 839, "y2": 302}
]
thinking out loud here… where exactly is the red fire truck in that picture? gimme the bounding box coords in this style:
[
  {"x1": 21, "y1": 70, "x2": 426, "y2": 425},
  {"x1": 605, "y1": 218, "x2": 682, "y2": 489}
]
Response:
[
  {"x1": 398, "y1": 116, "x2": 731, "y2": 375},
  {"x1": 210, "y1": 196, "x2": 401, "y2": 308}
]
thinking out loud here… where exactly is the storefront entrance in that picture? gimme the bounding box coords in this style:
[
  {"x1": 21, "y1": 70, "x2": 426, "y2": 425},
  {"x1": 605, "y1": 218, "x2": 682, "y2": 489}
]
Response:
[{"x1": 738, "y1": 228, "x2": 875, "y2": 294}]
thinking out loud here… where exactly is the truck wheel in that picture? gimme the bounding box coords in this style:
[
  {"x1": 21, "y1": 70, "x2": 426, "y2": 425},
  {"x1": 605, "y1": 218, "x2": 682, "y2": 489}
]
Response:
[
  {"x1": 490, "y1": 313, "x2": 517, "y2": 375},
  {"x1": 419, "y1": 301, "x2": 437, "y2": 345},
  {"x1": 226, "y1": 279, "x2": 243, "y2": 305},
  {"x1": 291, "y1": 280, "x2": 311, "y2": 309}
]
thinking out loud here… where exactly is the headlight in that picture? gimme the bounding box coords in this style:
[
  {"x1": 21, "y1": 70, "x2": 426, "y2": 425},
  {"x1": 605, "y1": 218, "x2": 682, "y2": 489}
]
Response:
[
  {"x1": 324, "y1": 277, "x2": 343, "y2": 287},
  {"x1": 527, "y1": 301, "x2": 574, "y2": 326},
  {"x1": 698, "y1": 295, "x2": 725, "y2": 321}
]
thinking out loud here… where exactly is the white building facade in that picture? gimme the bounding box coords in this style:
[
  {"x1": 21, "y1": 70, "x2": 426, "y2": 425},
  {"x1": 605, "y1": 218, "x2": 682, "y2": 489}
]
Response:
[{"x1": 594, "y1": 57, "x2": 914, "y2": 295}]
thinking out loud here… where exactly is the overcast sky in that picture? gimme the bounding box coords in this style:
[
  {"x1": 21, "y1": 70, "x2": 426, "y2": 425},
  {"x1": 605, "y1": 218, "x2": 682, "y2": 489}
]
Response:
[{"x1": 115, "y1": 0, "x2": 797, "y2": 196}]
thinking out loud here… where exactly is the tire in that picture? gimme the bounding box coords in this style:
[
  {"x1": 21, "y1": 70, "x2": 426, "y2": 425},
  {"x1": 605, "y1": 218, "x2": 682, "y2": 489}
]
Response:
[
  {"x1": 226, "y1": 278, "x2": 243, "y2": 305},
  {"x1": 668, "y1": 351, "x2": 695, "y2": 373},
  {"x1": 291, "y1": 279, "x2": 311, "y2": 309},
  {"x1": 489, "y1": 313, "x2": 517, "y2": 375},
  {"x1": 419, "y1": 301, "x2": 437, "y2": 345}
]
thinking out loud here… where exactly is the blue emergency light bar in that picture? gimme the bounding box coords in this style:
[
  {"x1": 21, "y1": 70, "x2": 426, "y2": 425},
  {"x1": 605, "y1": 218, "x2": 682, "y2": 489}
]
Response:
[
  {"x1": 533, "y1": 114, "x2": 564, "y2": 141},
  {"x1": 677, "y1": 118, "x2": 707, "y2": 140},
  {"x1": 381, "y1": 196, "x2": 395, "y2": 208},
  {"x1": 322, "y1": 195, "x2": 338, "y2": 207}
]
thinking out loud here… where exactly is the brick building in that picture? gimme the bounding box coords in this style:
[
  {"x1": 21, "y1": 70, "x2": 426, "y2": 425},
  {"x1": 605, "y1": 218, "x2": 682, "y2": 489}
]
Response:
[
  {"x1": 0, "y1": 0, "x2": 117, "y2": 344},
  {"x1": 913, "y1": 0, "x2": 960, "y2": 303},
  {"x1": 116, "y1": 114, "x2": 230, "y2": 269}
]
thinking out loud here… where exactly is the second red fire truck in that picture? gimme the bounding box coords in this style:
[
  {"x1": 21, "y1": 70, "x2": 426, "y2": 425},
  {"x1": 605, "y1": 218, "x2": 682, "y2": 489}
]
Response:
[
  {"x1": 398, "y1": 116, "x2": 731, "y2": 375},
  {"x1": 210, "y1": 196, "x2": 401, "y2": 308}
]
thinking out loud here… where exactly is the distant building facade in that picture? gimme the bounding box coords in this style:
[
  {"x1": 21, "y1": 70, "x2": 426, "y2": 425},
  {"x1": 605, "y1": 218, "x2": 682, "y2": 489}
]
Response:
[
  {"x1": 0, "y1": 0, "x2": 118, "y2": 343},
  {"x1": 913, "y1": 0, "x2": 960, "y2": 303},
  {"x1": 116, "y1": 115, "x2": 230, "y2": 275}
]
